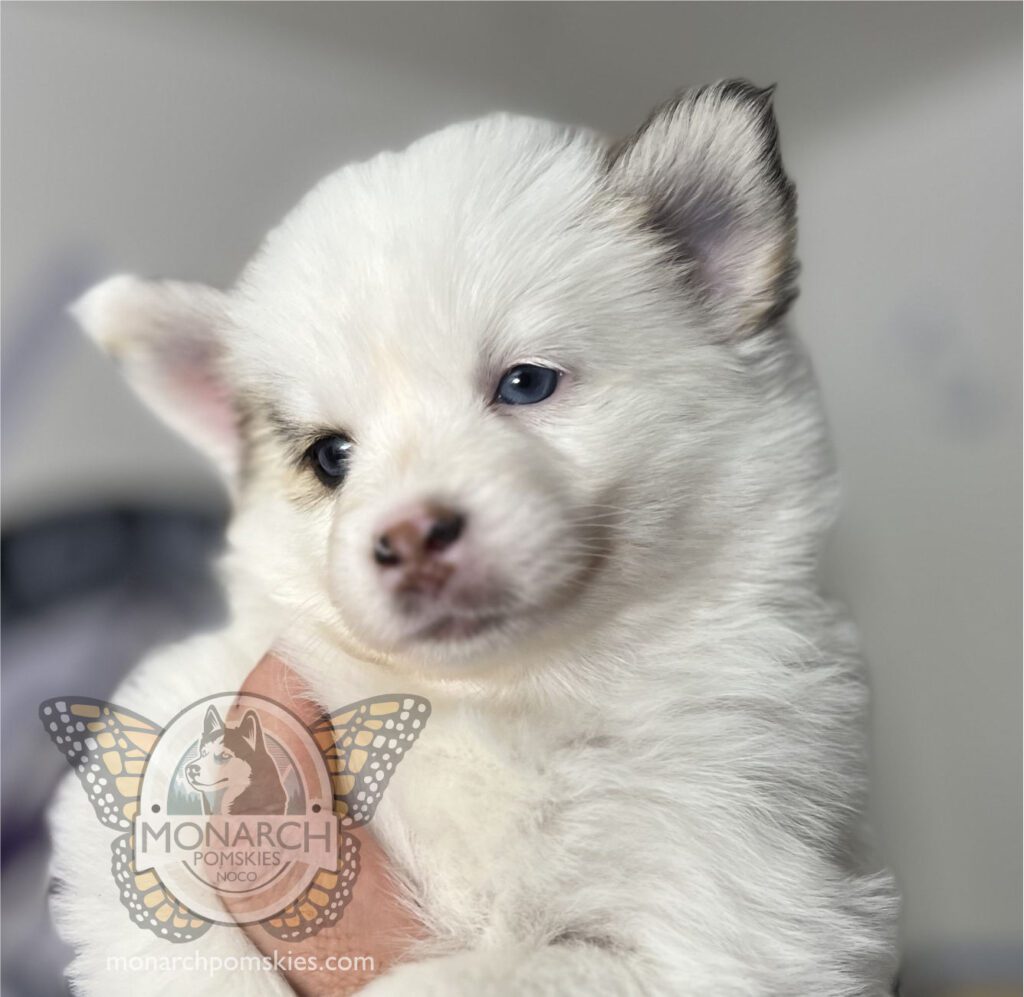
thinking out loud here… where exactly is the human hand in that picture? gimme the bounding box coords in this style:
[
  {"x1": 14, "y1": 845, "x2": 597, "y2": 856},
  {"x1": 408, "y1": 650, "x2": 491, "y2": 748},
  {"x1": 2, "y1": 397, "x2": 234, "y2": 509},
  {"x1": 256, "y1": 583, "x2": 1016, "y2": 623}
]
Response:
[{"x1": 228, "y1": 653, "x2": 422, "y2": 996}]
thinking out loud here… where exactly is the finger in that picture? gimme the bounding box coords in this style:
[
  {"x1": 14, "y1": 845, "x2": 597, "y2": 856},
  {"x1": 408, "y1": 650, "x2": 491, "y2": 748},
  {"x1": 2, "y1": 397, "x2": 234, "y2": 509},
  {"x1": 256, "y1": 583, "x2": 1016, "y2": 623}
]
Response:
[{"x1": 232, "y1": 651, "x2": 327, "y2": 727}]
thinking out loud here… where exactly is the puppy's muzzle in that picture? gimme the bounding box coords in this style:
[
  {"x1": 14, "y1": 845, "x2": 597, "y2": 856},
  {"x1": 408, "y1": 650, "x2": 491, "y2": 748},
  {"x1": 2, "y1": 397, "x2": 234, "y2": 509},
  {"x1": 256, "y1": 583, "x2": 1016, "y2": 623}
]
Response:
[{"x1": 373, "y1": 502, "x2": 466, "y2": 599}]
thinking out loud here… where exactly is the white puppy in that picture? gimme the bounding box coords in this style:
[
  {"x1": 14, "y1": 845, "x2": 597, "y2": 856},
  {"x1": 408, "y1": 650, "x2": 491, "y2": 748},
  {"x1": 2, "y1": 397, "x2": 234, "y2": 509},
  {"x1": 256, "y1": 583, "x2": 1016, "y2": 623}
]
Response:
[{"x1": 51, "y1": 81, "x2": 898, "y2": 995}]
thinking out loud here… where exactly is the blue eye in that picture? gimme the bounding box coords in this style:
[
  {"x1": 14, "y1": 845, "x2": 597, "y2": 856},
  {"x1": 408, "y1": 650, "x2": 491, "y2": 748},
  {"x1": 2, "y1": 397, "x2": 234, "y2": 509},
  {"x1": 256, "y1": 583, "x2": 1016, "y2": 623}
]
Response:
[
  {"x1": 309, "y1": 434, "x2": 352, "y2": 486},
  {"x1": 495, "y1": 364, "x2": 561, "y2": 406}
]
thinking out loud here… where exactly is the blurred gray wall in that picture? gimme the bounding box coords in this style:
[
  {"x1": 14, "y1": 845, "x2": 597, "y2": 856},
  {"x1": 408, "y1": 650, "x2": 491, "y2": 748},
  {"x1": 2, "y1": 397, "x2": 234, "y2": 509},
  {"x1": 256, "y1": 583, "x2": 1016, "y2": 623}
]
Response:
[{"x1": 3, "y1": 2, "x2": 1021, "y2": 989}]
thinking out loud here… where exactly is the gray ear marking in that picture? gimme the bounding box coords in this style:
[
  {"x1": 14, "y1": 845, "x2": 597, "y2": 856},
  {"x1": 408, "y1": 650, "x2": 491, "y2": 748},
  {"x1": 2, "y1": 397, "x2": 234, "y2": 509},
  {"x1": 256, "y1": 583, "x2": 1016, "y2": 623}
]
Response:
[{"x1": 608, "y1": 79, "x2": 798, "y2": 336}]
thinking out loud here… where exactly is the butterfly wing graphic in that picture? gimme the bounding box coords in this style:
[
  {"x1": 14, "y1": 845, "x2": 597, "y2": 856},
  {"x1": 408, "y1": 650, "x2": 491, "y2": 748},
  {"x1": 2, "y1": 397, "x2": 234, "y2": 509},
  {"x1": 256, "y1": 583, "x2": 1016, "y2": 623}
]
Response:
[
  {"x1": 260, "y1": 832, "x2": 361, "y2": 941},
  {"x1": 312, "y1": 694, "x2": 431, "y2": 829},
  {"x1": 260, "y1": 695, "x2": 430, "y2": 940},
  {"x1": 112, "y1": 832, "x2": 212, "y2": 943},
  {"x1": 40, "y1": 697, "x2": 210, "y2": 942},
  {"x1": 39, "y1": 697, "x2": 160, "y2": 831}
]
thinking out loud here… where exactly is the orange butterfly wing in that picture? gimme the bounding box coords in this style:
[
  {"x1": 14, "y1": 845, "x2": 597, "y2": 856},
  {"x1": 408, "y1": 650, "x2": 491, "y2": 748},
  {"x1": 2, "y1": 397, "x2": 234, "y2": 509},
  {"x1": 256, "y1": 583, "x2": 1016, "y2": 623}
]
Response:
[
  {"x1": 260, "y1": 695, "x2": 429, "y2": 939},
  {"x1": 111, "y1": 832, "x2": 212, "y2": 943},
  {"x1": 40, "y1": 697, "x2": 159, "y2": 831},
  {"x1": 311, "y1": 694, "x2": 431, "y2": 829}
]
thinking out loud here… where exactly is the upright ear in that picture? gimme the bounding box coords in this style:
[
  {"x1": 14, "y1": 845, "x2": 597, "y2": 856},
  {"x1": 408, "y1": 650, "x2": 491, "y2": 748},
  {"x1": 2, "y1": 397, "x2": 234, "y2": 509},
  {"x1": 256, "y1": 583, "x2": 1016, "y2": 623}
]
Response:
[
  {"x1": 203, "y1": 705, "x2": 225, "y2": 738},
  {"x1": 71, "y1": 274, "x2": 241, "y2": 482},
  {"x1": 608, "y1": 80, "x2": 798, "y2": 335},
  {"x1": 236, "y1": 710, "x2": 265, "y2": 754}
]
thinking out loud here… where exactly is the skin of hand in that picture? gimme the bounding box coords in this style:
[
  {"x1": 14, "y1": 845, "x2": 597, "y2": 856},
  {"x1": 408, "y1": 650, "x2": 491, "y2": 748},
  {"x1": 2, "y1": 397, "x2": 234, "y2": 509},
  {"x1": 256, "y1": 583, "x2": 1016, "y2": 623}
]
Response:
[{"x1": 225, "y1": 653, "x2": 423, "y2": 996}]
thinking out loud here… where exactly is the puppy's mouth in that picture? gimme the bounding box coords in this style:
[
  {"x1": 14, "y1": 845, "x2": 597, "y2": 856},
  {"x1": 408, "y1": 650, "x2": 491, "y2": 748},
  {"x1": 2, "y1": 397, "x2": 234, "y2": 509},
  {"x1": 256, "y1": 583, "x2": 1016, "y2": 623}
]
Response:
[
  {"x1": 384, "y1": 544, "x2": 611, "y2": 650},
  {"x1": 407, "y1": 611, "x2": 507, "y2": 643},
  {"x1": 389, "y1": 577, "x2": 515, "y2": 646}
]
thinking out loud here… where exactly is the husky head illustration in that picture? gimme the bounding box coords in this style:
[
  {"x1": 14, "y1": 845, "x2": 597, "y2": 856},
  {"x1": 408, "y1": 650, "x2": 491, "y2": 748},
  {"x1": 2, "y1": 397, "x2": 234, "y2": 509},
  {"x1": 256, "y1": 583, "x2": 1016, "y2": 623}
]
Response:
[{"x1": 185, "y1": 706, "x2": 287, "y2": 815}]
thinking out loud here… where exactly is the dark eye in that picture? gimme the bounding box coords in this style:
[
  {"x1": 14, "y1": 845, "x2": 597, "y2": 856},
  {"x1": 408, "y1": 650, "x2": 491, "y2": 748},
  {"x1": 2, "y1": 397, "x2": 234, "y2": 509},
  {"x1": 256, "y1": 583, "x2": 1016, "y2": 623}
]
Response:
[
  {"x1": 308, "y1": 434, "x2": 352, "y2": 486},
  {"x1": 495, "y1": 364, "x2": 561, "y2": 406}
]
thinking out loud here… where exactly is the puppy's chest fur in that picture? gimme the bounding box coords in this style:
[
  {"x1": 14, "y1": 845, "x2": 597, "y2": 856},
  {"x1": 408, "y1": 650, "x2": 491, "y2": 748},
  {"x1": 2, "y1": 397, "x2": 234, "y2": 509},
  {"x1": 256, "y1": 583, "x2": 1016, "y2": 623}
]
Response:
[
  {"x1": 382, "y1": 704, "x2": 621, "y2": 943},
  {"x1": 304, "y1": 658, "x2": 618, "y2": 938},
  {"x1": 385, "y1": 708, "x2": 538, "y2": 884}
]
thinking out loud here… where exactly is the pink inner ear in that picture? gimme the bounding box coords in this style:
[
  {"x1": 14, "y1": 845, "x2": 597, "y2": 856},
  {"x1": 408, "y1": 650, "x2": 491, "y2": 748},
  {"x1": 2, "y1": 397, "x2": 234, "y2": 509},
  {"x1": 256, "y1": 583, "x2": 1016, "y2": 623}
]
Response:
[{"x1": 160, "y1": 343, "x2": 239, "y2": 463}]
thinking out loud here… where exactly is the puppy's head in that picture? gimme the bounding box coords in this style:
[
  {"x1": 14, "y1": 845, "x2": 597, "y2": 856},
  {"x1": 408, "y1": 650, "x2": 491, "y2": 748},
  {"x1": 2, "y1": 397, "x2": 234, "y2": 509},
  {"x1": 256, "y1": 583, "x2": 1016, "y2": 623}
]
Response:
[{"x1": 76, "y1": 82, "x2": 821, "y2": 675}]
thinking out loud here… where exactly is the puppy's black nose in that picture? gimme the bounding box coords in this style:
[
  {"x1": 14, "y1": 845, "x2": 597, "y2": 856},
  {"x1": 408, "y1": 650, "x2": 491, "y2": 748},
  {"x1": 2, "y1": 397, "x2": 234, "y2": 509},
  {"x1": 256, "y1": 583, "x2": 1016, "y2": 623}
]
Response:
[
  {"x1": 186, "y1": 763, "x2": 200, "y2": 780},
  {"x1": 374, "y1": 504, "x2": 466, "y2": 568}
]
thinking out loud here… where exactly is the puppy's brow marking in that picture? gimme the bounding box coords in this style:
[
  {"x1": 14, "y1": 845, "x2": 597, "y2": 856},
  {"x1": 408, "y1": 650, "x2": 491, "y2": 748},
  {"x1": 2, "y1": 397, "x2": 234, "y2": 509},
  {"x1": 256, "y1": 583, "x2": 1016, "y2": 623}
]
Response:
[{"x1": 263, "y1": 403, "x2": 313, "y2": 448}]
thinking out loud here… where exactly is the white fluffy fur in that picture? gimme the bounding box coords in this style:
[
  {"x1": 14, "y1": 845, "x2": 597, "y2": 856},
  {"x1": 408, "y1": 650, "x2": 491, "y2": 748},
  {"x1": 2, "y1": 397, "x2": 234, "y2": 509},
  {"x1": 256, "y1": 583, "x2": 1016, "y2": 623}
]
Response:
[{"x1": 52, "y1": 84, "x2": 898, "y2": 995}]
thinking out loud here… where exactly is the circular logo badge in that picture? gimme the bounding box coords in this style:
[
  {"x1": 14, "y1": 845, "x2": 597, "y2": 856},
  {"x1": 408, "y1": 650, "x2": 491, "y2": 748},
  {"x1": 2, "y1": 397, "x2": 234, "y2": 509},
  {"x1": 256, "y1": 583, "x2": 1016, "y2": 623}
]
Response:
[
  {"x1": 41, "y1": 689, "x2": 430, "y2": 942},
  {"x1": 135, "y1": 693, "x2": 336, "y2": 924}
]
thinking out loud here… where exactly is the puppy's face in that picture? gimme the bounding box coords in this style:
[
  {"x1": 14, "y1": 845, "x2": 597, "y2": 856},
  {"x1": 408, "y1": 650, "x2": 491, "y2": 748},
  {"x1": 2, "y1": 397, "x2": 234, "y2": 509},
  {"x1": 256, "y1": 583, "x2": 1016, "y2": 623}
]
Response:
[{"x1": 77, "y1": 83, "x2": 807, "y2": 675}]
